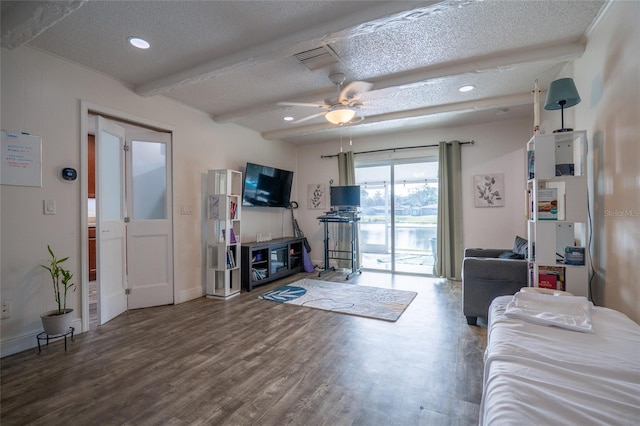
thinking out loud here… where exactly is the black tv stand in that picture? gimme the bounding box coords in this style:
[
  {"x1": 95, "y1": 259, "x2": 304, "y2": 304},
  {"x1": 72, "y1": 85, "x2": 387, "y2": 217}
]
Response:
[{"x1": 241, "y1": 237, "x2": 305, "y2": 291}]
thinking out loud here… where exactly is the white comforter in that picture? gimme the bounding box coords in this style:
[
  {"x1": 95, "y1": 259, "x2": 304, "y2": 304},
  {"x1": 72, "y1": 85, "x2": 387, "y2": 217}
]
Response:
[{"x1": 481, "y1": 295, "x2": 640, "y2": 426}]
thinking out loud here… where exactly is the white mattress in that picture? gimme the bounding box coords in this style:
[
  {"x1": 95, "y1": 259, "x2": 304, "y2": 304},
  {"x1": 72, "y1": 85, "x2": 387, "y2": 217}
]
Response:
[{"x1": 481, "y1": 295, "x2": 640, "y2": 426}]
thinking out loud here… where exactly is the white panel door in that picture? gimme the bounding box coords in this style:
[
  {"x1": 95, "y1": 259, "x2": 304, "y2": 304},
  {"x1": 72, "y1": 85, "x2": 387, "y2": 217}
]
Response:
[
  {"x1": 125, "y1": 130, "x2": 174, "y2": 309},
  {"x1": 95, "y1": 116, "x2": 127, "y2": 324}
]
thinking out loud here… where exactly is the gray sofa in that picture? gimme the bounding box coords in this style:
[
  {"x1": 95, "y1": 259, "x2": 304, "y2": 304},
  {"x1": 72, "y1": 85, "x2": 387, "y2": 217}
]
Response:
[{"x1": 462, "y1": 247, "x2": 528, "y2": 325}]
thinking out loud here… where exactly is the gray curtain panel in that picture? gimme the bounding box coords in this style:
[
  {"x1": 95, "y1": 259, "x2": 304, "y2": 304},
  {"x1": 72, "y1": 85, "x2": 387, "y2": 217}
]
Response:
[
  {"x1": 434, "y1": 141, "x2": 463, "y2": 280},
  {"x1": 337, "y1": 151, "x2": 360, "y2": 269}
]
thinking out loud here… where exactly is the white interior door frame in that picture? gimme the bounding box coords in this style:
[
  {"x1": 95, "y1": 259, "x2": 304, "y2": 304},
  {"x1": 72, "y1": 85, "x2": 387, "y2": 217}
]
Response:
[{"x1": 80, "y1": 101, "x2": 176, "y2": 332}]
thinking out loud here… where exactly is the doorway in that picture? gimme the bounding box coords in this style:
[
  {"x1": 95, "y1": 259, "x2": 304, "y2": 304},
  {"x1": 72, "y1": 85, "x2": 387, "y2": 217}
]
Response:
[
  {"x1": 355, "y1": 159, "x2": 438, "y2": 275},
  {"x1": 82, "y1": 104, "x2": 174, "y2": 331}
]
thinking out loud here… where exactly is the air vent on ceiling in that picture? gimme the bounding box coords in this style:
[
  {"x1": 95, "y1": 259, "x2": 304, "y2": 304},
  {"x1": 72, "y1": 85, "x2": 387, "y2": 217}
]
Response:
[{"x1": 294, "y1": 45, "x2": 342, "y2": 71}]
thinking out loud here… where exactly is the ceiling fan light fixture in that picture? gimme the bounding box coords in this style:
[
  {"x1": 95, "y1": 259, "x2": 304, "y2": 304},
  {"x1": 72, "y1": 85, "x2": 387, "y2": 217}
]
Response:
[{"x1": 325, "y1": 107, "x2": 355, "y2": 124}]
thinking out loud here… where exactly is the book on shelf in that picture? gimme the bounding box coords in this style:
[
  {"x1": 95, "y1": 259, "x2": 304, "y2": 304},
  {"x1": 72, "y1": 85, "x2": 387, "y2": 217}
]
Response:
[
  {"x1": 527, "y1": 150, "x2": 535, "y2": 179},
  {"x1": 229, "y1": 201, "x2": 237, "y2": 219},
  {"x1": 538, "y1": 265, "x2": 565, "y2": 291},
  {"x1": 221, "y1": 228, "x2": 238, "y2": 244},
  {"x1": 564, "y1": 246, "x2": 585, "y2": 265},
  {"x1": 226, "y1": 248, "x2": 236, "y2": 269},
  {"x1": 252, "y1": 268, "x2": 267, "y2": 280},
  {"x1": 555, "y1": 163, "x2": 575, "y2": 176},
  {"x1": 208, "y1": 196, "x2": 220, "y2": 219},
  {"x1": 537, "y1": 188, "x2": 558, "y2": 220}
]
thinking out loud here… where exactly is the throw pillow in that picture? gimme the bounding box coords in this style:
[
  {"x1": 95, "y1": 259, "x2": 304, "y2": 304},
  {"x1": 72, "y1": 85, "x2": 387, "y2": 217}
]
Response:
[
  {"x1": 499, "y1": 251, "x2": 524, "y2": 259},
  {"x1": 513, "y1": 235, "x2": 528, "y2": 257}
]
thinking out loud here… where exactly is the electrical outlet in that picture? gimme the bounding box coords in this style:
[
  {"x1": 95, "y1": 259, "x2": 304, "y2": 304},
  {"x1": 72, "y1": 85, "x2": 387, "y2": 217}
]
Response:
[{"x1": 1, "y1": 301, "x2": 11, "y2": 319}]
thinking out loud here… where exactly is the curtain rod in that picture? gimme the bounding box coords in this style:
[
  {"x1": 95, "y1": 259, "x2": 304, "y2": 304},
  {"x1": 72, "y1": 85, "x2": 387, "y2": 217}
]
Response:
[{"x1": 320, "y1": 140, "x2": 474, "y2": 159}]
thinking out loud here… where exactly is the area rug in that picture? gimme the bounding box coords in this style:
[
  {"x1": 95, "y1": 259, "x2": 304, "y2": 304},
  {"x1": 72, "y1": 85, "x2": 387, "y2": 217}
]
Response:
[{"x1": 258, "y1": 278, "x2": 417, "y2": 322}]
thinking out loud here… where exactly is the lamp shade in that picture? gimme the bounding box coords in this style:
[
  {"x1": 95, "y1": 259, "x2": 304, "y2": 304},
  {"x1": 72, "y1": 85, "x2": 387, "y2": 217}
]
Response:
[
  {"x1": 325, "y1": 106, "x2": 356, "y2": 124},
  {"x1": 544, "y1": 78, "x2": 581, "y2": 110}
]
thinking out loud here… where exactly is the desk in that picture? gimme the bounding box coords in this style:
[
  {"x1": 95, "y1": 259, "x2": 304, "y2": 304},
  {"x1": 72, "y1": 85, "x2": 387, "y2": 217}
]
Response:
[{"x1": 317, "y1": 213, "x2": 362, "y2": 280}]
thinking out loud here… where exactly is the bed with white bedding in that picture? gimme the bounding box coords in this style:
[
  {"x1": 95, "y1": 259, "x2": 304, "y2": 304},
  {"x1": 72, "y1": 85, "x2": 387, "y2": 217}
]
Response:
[{"x1": 481, "y1": 293, "x2": 640, "y2": 426}]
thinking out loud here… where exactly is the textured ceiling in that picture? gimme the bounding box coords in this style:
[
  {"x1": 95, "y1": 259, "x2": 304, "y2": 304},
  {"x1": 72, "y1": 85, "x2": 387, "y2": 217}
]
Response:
[{"x1": 1, "y1": 0, "x2": 605, "y2": 145}]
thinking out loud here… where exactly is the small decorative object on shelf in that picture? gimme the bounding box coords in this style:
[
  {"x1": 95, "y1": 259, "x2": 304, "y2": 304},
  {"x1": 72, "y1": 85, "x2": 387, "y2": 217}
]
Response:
[
  {"x1": 526, "y1": 131, "x2": 589, "y2": 297},
  {"x1": 205, "y1": 169, "x2": 242, "y2": 299},
  {"x1": 532, "y1": 79, "x2": 542, "y2": 135},
  {"x1": 564, "y1": 247, "x2": 586, "y2": 265}
]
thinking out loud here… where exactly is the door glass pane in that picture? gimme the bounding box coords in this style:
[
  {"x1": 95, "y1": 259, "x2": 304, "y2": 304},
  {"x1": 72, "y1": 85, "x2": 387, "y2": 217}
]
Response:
[
  {"x1": 356, "y1": 165, "x2": 391, "y2": 271},
  {"x1": 393, "y1": 162, "x2": 438, "y2": 274},
  {"x1": 356, "y1": 160, "x2": 438, "y2": 275},
  {"x1": 131, "y1": 140, "x2": 167, "y2": 220},
  {"x1": 99, "y1": 130, "x2": 122, "y2": 221}
]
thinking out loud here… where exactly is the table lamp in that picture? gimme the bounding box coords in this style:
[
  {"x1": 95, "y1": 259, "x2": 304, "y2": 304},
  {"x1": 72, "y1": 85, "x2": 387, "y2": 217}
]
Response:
[{"x1": 544, "y1": 78, "x2": 581, "y2": 133}]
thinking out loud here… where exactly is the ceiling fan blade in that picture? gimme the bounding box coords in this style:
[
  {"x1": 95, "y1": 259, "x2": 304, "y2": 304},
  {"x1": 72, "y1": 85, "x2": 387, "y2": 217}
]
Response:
[
  {"x1": 292, "y1": 112, "x2": 326, "y2": 124},
  {"x1": 339, "y1": 81, "x2": 373, "y2": 103},
  {"x1": 278, "y1": 101, "x2": 327, "y2": 109}
]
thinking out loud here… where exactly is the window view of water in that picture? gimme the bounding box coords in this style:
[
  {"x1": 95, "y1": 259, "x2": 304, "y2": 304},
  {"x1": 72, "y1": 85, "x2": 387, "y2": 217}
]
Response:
[{"x1": 360, "y1": 222, "x2": 437, "y2": 273}]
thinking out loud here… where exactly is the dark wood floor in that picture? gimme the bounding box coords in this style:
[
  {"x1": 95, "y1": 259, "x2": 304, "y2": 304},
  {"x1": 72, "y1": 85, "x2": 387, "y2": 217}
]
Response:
[{"x1": 1, "y1": 271, "x2": 487, "y2": 426}]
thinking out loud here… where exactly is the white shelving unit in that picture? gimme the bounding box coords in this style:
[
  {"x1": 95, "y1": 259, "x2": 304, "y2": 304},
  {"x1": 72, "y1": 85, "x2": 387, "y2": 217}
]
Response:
[
  {"x1": 205, "y1": 169, "x2": 242, "y2": 299},
  {"x1": 526, "y1": 131, "x2": 589, "y2": 297}
]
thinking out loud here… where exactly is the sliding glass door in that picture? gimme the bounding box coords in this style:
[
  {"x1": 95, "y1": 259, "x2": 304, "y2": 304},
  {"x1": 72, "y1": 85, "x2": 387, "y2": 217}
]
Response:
[{"x1": 356, "y1": 159, "x2": 438, "y2": 275}]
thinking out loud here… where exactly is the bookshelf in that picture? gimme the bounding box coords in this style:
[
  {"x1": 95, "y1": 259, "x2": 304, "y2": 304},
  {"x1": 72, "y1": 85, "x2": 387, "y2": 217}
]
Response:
[
  {"x1": 205, "y1": 169, "x2": 242, "y2": 299},
  {"x1": 526, "y1": 131, "x2": 589, "y2": 297}
]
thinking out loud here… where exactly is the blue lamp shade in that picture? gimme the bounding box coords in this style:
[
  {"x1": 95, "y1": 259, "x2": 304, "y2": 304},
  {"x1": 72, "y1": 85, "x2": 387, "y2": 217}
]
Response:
[{"x1": 544, "y1": 78, "x2": 581, "y2": 132}]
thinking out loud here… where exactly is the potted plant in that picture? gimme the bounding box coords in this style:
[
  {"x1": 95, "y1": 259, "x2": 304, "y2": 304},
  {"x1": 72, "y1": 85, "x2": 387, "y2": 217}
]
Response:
[{"x1": 39, "y1": 245, "x2": 76, "y2": 335}]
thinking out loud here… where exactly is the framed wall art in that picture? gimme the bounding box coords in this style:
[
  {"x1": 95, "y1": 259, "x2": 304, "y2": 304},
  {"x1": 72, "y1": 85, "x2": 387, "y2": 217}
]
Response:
[
  {"x1": 474, "y1": 174, "x2": 505, "y2": 207},
  {"x1": 308, "y1": 183, "x2": 327, "y2": 210}
]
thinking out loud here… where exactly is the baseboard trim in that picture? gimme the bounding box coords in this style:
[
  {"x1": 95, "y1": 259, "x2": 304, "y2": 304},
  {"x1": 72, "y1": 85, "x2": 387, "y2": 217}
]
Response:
[{"x1": 176, "y1": 286, "x2": 204, "y2": 304}]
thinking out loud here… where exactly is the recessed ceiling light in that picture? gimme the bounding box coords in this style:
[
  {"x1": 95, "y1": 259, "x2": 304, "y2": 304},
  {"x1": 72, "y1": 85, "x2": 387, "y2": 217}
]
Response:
[
  {"x1": 128, "y1": 37, "x2": 150, "y2": 49},
  {"x1": 283, "y1": 116, "x2": 294, "y2": 121},
  {"x1": 458, "y1": 85, "x2": 475, "y2": 92}
]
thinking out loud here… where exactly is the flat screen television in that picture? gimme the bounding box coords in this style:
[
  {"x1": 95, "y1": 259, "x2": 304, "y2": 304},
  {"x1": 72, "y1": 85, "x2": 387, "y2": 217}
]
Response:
[
  {"x1": 330, "y1": 185, "x2": 361, "y2": 209},
  {"x1": 242, "y1": 162, "x2": 293, "y2": 207}
]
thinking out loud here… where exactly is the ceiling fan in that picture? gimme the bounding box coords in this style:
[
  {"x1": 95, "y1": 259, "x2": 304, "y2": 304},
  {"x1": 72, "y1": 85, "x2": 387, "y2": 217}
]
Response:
[{"x1": 278, "y1": 73, "x2": 373, "y2": 125}]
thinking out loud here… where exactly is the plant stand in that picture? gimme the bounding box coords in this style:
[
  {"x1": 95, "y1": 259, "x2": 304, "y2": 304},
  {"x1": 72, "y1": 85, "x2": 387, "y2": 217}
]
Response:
[{"x1": 36, "y1": 327, "x2": 74, "y2": 354}]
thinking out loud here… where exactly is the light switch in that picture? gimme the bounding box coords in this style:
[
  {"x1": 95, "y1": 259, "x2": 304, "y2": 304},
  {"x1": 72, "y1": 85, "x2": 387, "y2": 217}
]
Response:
[{"x1": 44, "y1": 200, "x2": 56, "y2": 215}]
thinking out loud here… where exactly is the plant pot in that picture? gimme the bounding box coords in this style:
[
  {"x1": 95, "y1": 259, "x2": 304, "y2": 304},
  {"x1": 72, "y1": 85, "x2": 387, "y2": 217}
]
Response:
[{"x1": 40, "y1": 309, "x2": 73, "y2": 335}]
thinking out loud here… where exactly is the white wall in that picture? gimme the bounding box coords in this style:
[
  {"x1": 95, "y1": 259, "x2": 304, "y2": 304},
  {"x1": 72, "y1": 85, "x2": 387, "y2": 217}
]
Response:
[
  {"x1": 573, "y1": 0, "x2": 640, "y2": 323},
  {"x1": 295, "y1": 119, "x2": 531, "y2": 267},
  {"x1": 0, "y1": 46, "x2": 297, "y2": 356}
]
